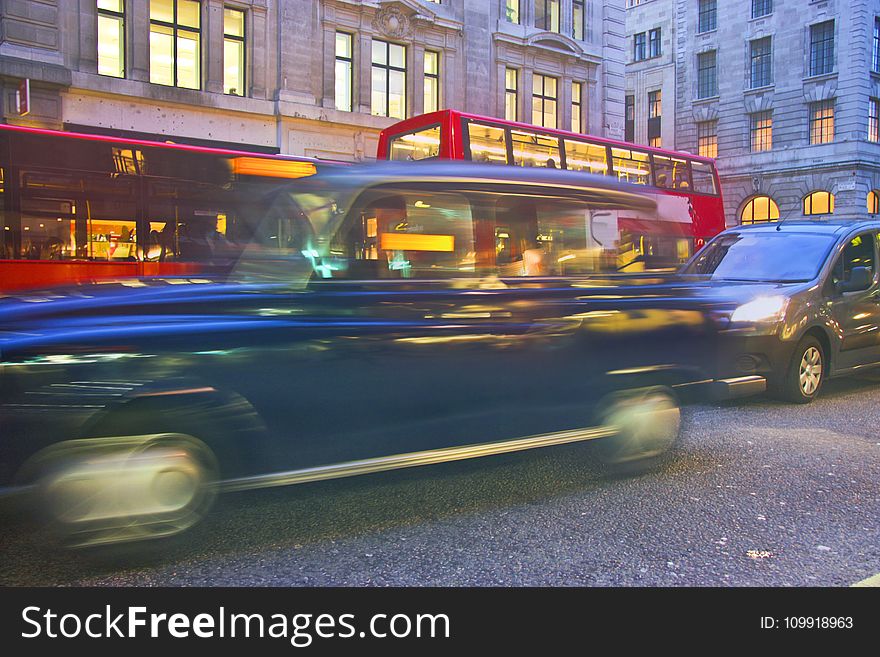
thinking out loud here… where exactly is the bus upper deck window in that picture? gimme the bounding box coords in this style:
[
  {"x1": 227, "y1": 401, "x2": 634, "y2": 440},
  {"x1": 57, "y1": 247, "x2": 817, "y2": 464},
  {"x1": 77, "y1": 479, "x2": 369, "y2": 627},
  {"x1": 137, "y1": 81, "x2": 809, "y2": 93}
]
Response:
[
  {"x1": 563, "y1": 140, "x2": 608, "y2": 175},
  {"x1": 690, "y1": 160, "x2": 717, "y2": 195},
  {"x1": 510, "y1": 130, "x2": 560, "y2": 168},
  {"x1": 467, "y1": 123, "x2": 508, "y2": 164},
  {"x1": 389, "y1": 125, "x2": 441, "y2": 161},
  {"x1": 611, "y1": 147, "x2": 651, "y2": 185}
]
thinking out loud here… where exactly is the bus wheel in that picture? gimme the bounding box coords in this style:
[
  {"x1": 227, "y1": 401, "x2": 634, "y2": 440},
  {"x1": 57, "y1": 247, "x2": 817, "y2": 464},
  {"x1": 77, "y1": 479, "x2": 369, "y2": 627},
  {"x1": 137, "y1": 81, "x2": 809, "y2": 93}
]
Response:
[
  {"x1": 30, "y1": 433, "x2": 217, "y2": 548},
  {"x1": 593, "y1": 387, "x2": 681, "y2": 473}
]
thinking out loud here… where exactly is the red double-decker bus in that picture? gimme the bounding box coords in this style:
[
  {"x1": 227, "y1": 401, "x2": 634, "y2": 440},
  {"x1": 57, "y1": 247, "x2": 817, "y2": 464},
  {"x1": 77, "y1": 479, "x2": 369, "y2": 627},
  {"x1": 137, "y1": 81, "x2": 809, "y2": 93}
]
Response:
[
  {"x1": 0, "y1": 124, "x2": 332, "y2": 292},
  {"x1": 377, "y1": 109, "x2": 725, "y2": 271}
]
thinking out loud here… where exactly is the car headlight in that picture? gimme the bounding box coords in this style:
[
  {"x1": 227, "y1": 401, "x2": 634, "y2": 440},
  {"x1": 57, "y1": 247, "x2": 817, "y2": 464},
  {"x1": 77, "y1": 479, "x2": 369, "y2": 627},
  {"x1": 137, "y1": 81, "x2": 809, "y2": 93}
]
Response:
[{"x1": 730, "y1": 295, "x2": 789, "y2": 323}]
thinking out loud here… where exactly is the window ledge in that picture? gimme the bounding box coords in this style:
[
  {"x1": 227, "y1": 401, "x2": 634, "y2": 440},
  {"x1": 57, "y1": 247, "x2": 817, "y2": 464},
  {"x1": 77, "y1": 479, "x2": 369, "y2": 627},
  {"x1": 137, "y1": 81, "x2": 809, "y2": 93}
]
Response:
[
  {"x1": 802, "y1": 71, "x2": 837, "y2": 84},
  {"x1": 693, "y1": 95, "x2": 720, "y2": 104},
  {"x1": 745, "y1": 84, "x2": 775, "y2": 94},
  {"x1": 696, "y1": 29, "x2": 717, "y2": 37}
]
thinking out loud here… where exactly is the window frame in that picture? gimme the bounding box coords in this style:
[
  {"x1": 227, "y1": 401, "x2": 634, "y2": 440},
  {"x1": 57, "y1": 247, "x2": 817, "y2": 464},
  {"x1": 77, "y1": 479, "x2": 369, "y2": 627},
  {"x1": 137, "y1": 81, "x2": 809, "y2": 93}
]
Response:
[
  {"x1": 750, "y1": 37, "x2": 772, "y2": 89},
  {"x1": 648, "y1": 28, "x2": 662, "y2": 58},
  {"x1": 532, "y1": 73, "x2": 558, "y2": 129},
  {"x1": 697, "y1": 50, "x2": 717, "y2": 99},
  {"x1": 223, "y1": 6, "x2": 246, "y2": 96},
  {"x1": 149, "y1": 0, "x2": 203, "y2": 90},
  {"x1": 335, "y1": 31, "x2": 354, "y2": 112},
  {"x1": 571, "y1": 81, "x2": 583, "y2": 134},
  {"x1": 697, "y1": 120, "x2": 718, "y2": 158},
  {"x1": 809, "y1": 99, "x2": 835, "y2": 145},
  {"x1": 751, "y1": 0, "x2": 772, "y2": 19},
  {"x1": 424, "y1": 50, "x2": 440, "y2": 114},
  {"x1": 505, "y1": 68, "x2": 519, "y2": 122},
  {"x1": 869, "y1": 98, "x2": 880, "y2": 143},
  {"x1": 371, "y1": 39, "x2": 407, "y2": 120},
  {"x1": 97, "y1": 0, "x2": 126, "y2": 79},
  {"x1": 698, "y1": 0, "x2": 717, "y2": 35},
  {"x1": 809, "y1": 20, "x2": 835, "y2": 77},
  {"x1": 750, "y1": 111, "x2": 773, "y2": 152},
  {"x1": 633, "y1": 32, "x2": 647, "y2": 62},
  {"x1": 572, "y1": 0, "x2": 585, "y2": 41},
  {"x1": 803, "y1": 190, "x2": 835, "y2": 216}
]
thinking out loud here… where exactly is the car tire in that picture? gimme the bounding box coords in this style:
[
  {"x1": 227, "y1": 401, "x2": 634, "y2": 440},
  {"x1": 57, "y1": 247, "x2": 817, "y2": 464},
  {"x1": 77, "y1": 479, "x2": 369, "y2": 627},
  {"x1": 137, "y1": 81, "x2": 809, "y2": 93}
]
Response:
[
  {"x1": 593, "y1": 386, "x2": 681, "y2": 474},
  {"x1": 27, "y1": 432, "x2": 218, "y2": 549},
  {"x1": 776, "y1": 335, "x2": 825, "y2": 404}
]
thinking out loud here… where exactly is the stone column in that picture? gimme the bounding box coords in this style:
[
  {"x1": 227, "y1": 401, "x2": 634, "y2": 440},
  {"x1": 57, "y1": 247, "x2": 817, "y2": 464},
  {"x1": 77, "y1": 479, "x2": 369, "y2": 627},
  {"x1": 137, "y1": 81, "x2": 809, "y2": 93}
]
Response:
[
  {"x1": 412, "y1": 44, "x2": 425, "y2": 116},
  {"x1": 321, "y1": 25, "x2": 336, "y2": 108},
  {"x1": 78, "y1": 1, "x2": 98, "y2": 73},
  {"x1": 204, "y1": 0, "x2": 225, "y2": 94},
  {"x1": 250, "y1": 4, "x2": 268, "y2": 99},
  {"x1": 358, "y1": 33, "x2": 372, "y2": 114},
  {"x1": 129, "y1": 0, "x2": 150, "y2": 82}
]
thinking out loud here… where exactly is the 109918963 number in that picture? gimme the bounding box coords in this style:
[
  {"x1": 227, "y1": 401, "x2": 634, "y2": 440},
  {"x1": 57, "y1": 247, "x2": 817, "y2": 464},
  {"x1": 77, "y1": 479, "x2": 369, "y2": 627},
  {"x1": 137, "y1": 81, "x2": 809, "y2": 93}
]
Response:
[{"x1": 783, "y1": 617, "x2": 853, "y2": 630}]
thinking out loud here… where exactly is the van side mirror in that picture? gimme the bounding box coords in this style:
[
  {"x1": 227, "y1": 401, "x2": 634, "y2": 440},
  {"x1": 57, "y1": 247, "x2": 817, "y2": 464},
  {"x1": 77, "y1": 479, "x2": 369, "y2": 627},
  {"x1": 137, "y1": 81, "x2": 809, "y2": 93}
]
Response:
[{"x1": 838, "y1": 266, "x2": 873, "y2": 293}]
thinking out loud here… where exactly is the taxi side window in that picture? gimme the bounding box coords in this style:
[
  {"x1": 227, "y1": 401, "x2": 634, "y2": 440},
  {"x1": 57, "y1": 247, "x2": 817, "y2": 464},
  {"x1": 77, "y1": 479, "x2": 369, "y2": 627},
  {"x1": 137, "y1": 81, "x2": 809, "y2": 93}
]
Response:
[{"x1": 830, "y1": 232, "x2": 876, "y2": 291}]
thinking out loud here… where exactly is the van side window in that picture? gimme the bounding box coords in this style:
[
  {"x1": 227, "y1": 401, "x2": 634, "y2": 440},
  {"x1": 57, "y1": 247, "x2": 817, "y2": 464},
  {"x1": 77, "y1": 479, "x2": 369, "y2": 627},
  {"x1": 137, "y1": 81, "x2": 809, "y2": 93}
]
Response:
[{"x1": 830, "y1": 232, "x2": 876, "y2": 291}]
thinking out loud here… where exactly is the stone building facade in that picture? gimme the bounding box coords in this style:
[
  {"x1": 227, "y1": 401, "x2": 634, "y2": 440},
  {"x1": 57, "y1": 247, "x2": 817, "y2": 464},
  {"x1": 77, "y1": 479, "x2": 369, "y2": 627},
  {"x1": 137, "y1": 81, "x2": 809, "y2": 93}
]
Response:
[
  {"x1": 626, "y1": 0, "x2": 880, "y2": 225},
  {"x1": 624, "y1": 0, "x2": 675, "y2": 148},
  {"x1": 0, "y1": 0, "x2": 627, "y2": 160}
]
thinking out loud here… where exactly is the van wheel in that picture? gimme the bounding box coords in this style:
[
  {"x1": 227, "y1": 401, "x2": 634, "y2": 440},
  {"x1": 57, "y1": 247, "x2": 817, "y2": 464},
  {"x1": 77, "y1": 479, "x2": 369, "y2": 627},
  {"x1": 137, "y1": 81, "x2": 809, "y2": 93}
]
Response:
[{"x1": 776, "y1": 335, "x2": 824, "y2": 404}]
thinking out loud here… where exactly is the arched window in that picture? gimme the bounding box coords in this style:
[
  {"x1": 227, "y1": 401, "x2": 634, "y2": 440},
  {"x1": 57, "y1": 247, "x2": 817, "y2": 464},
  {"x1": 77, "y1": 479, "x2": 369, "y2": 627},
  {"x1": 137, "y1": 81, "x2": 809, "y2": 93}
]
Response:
[
  {"x1": 740, "y1": 195, "x2": 780, "y2": 224},
  {"x1": 868, "y1": 190, "x2": 880, "y2": 215},
  {"x1": 803, "y1": 191, "x2": 834, "y2": 215}
]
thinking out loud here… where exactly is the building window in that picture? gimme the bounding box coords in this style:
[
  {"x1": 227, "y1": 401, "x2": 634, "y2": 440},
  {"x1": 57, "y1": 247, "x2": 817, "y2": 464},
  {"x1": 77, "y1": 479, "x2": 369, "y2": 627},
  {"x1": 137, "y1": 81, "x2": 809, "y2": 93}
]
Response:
[
  {"x1": 535, "y1": 0, "x2": 560, "y2": 33},
  {"x1": 505, "y1": 0, "x2": 520, "y2": 24},
  {"x1": 697, "y1": 120, "x2": 718, "y2": 158},
  {"x1": 648, "y1": 90, "x2": 661, "y2": 147},
  {"x1": 648, "y1": 28, "x2": 661, "y2": 58},
  {"x1": 532, "y1": 74, "x2": 557, "y2": 129},
  {"x1": 810, "y1": 100, "x2": 834, "y2": 144},
  {"x1": 697, "y1": 51, "x2": 717, "y2": 98},
  {"x1": 740, "y1": 196, "x2": 780, "y2": 224},
  {"x1": 752, "y1": 0, "x2": 772, "y2": 19},
  {"x1": 634, "y1": 33, "x2": 647, "y2": 61},
  {"x1": 573, "y1": 0, "x2": 585, "y2": 40},
  {"x1": 223, "y1": 7, "x2": 245, "y2": 96},
  {"x1": 750, "y1": 37, "x2": 772, "y2": 88},
  {"x1": 569, "y1": 81, "x2": 582, "y2": 133},
  {"x1": 750, "y1": 111, "x2": 772, "y2": 152},
  {"x1": 150, "y1": 0, "x2": 201, "y2": 89},
  {"x1": 97, "y1": 0, "x2": 125, "y2": 78},
  {"x1": 868, "y1": 190, "x2": 880, "y2": 215},
  {"x1": 809, "y1": 21, "x2": 835, "y2": 76},
  {"x1": 505, "y1": 68, "x2": 518, "y2": 121},
  {"x1": 335, "y1": 32, "x2": 353, "y2": 112},
  {"x1": 698, "y1": 0, "x2": 717, "y2": 34},
  {"x1": 803, "y1": 191, "x2": 834, "y2": 215},
  {"x1": 870, "y1": 98, "x2": 880, "y2": 142},
  {"x1": 873, "y1": 18, "x2": 880, "y2": 73},
  {"x1": 424, "y1": 50, "x2": 440, "y2": 114},
  {"x1": 371, "y1": 40, "x2": 406, "y2": 119},
  {"x1": 625, "y1": 94, "x2": 635, "y2": 142}
]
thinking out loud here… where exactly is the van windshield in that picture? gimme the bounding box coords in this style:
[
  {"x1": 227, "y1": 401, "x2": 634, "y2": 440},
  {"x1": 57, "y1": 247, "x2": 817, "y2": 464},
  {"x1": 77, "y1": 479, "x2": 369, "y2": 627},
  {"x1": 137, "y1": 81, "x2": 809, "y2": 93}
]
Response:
[{"x1": 681, "y1": 232, "x2": 837, "y2": 282}]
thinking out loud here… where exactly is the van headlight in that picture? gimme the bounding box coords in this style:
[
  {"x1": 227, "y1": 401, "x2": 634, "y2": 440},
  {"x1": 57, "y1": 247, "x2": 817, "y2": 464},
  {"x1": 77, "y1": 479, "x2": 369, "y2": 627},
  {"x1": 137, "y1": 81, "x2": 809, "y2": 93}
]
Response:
[{"x1": 730, "y1": 296, "x2": 789, "y2": 323}]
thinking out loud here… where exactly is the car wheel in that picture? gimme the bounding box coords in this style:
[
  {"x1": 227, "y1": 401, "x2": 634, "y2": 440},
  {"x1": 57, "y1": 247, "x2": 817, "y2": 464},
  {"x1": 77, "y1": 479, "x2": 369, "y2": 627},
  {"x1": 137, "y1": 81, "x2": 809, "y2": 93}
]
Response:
[
  {"x1": 594, "y1": 386, "x2": 681, "y2": 473},
  {"x1": 29, "y1": 433, "x2": 218, "y2": 548},
  {"x1": 777, "y1": 335, "x2": 825, "y2": 404}
]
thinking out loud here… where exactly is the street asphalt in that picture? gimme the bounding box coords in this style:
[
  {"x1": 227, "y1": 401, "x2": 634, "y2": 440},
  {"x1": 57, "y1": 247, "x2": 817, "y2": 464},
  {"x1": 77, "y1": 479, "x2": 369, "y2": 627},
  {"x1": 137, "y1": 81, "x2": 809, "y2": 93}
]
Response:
[{"x1": 2, "y1": 374, "x2": 878, "y2": 587}]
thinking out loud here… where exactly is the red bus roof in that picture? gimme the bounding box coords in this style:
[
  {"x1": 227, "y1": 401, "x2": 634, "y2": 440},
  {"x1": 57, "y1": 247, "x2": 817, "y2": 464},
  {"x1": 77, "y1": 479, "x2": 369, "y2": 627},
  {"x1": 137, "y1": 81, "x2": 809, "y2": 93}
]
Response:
[
  {"x1": 379, "y1": 109, "x2": 718, "y2": 166},
  {"x1": 0, "y1": 122, "x2": 333, "y2": 164}
]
